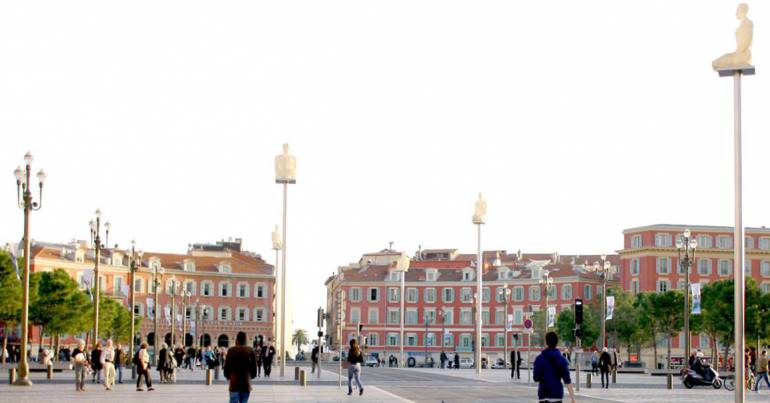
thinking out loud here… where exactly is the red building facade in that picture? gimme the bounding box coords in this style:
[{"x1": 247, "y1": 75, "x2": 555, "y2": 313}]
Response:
[{"x1": 325, "y1": 249, "x2": 618, "y2": 364}]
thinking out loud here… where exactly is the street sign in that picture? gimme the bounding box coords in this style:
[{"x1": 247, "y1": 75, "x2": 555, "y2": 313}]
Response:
[{"x1": 524, "y1": 319, "x2": 532, "y2": 329}]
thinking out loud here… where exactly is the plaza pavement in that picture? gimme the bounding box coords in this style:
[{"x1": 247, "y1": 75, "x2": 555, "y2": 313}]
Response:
[{"x1": 2, "y1": 363, "x2": 770, "y2": 402}]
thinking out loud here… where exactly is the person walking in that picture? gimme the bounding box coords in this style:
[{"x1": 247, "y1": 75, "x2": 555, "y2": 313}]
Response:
[
  {"x1": 134, "y1": 342, "x2": 154, "y2": 391},
  {"x1": 346, "y1": 338, "x2": 364, "y2": 396},
  {"x1": 185, "y1": 346, "x2": 196, "y2": 371},
  {"x1": 115, "y1": 343, "x2": 124, "y2": 384},
  {"x1": 103, "y1": 339, "x2": 116, "y2": 391},
  {"x1": 71, "y1": 340, "x2": 89, "y2": 392},
  {"x1": 262, "y1": 342, "x2": 275, "y2": 378},
  {"x1": 599, "y1": 347, "x2": 612, "y2": 389},
  {"x1": 254, "y1": 343, "x2": 263, "y2": 377},
  {"x1": 440, "y1": 351, "x2": 447, "y2": 369},
  {"x1": 311, "y1": 344, "x2": 320, "y2": 374},
  {"x1": 511, "y1": 349, "x2": 521, "y2": 379},
  {"x1": 755, "y1": 350, "x2": 770, "y2": 392},
  {"x1": 224, "y1": 332, "x2": 257, "y2": 403},
  {"x1": 533, "y1": 331, "x2": 576, "y2": 403},
  {"x1": 91, "y1": 343, "x2": 103, "y2": 384},
  {"x1": 591, "y1": 351, "x2": 599, "y2": 375},
  {"x1": 453, "y1": 352, "x2": 460, "y2": 370},
  {"x1": 157, "y1": 343, "x2": 174, "y2": 383}
]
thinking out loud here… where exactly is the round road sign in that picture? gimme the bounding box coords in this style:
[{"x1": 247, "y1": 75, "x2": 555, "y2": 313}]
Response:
[{"x1": 524, "y1": 319, "x2": 533, "y2": 329}]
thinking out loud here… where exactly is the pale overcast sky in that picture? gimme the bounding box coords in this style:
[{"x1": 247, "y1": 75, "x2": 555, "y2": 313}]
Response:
[{"x1": 1, "y1": 1, "x2": 767, "y2": 335}]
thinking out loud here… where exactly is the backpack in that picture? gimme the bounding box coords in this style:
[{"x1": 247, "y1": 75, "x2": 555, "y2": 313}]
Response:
[{"x1": 133, "y1": 350, "x2": 142, "y2": 366}]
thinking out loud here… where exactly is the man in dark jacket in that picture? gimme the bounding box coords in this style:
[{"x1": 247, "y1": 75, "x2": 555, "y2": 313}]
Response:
[
  {"x1": 224, "y1": 332, "x2": 257, "y2": 403},
  {"x1": 511, "y1": 350, "x2": 521, "y2": 379},
  {"x1": 599, "y1": 347, "x2": 612, "y2": 389},
  {"x1": 311, "y1": 344, "x2": 320, "y2": 373},
  {"x1": 533, "y1": 332, "x2": 575, "y2": 403},
  {"x1": 90, "y1": 344, "x2": 103, "y2": 384},
  {"x1": 261, "y1": 342, "x2": 276, "y2": 378}
]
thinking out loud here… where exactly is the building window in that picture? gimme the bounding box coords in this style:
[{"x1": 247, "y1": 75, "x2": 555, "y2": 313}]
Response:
[
  {"x1": 513, "y1": 286, "x2": 524, "y2": 301},
  {"x1": 406, "y1": 309, "x2": 418, "y2": 325},
  {"x1": 655, "y1": 233, "x2": 672, "y2": 247},
  {"x1": 425, "y1": 333, "x2": 435, "y2": 347},
  {"x1": 388, "y1": 271, "x2": 400, "y2": 281},
  {"x1": 496, "y1": 333, "x2": 505, "y2": 347},
  {"x1": 717, "y1": 235, "x2": 732, "y2": 249},
  {"x1": 460, "y1": 287, "x2": 472, "y2": 303},
  {"x1": 406, "y1": 334, "x2": 417, "y2": 346},
  {"x1": 631, "y1": 280, "x2": 640, "y2": 294},
  {"x1": 697, "y1": 235, "x2": 713, "y2": 249},
  {"x1": 482, "y1": 287, "x2": 490, "y2": 303},
  {"x1": 255, "y1": 284, "x2": 266, "y2": 298},
  {"x1": 656, "y1": 257, "x2": 670, "y2": 274},
  {"x1": 424, "y1": 308, "x2": 436, "y2": 324},
  {"x1": 387, "y1": 334, "x2": 399, "y2": 346},
  {"x1": 460, "y1": 334, "x2": 472, "y2": 349},
  {"x1": 495, "y1": 308, "x2": 504, "y2": 325},
  {"x1": 368, "y1": 308, "x2": 379, "y2": 324},
  {"x1": 513, "y1": 308, "x2": 523, "y2": 325},
  {"x1": 761, "y1": 262, "x2": 770, "y2": 277},
  {"x1": 133, "y1": 303, "x2": 144, "y2": 317},
  {"x1": 547, "y1": 285, "x2": 557, "y2": 300},
  {"x1": 762, "y1": 283, "x2": 770, "y2": 294},
  {"x1": 350, "y1": 308, "x2": 361, "y2": 324},
  {"x1": 387, "y1": 309, "x2": 400, "y2": 324},
  {"x1": 460, "y1": 308, "x2": 472, "y2": 325},
  {"x1": 219, "y1": 306, "x2": 231, "y2": 321},
  {"x1": 442, "y1": 288, "x2": 454, "y2": 303},
  {"x1": 424, "y1": 288, "x2": 437, "y2": 303},
  {"x1": 561, "y1": 284, "x2": 573, "y2": 300},
  {"x1": 426, "y1": 270, "x2": 437, "y2": 281},
  {"x1": 698, "y1": 259, "x2": 712, "y2": 276},
  {"x1": 657, "y1": 280, "x2": 669, "y2": 293},
  {"x1": 631, "y1": 235, "x2": 643, "y2": 248},
  {"x1": 462, "y1": 270, "x2": 473, "y2": 281},
  {"x1": 406, "y1": 288, "x2": 418, "y2": 303},
  {"x1": 236, "y1": 308, "x2": 248, "y2": 321},
  {"x1": 184, "y1": 261, "x2": 195, "y2": 272},
  {"x1": 442, "y1": 309, "x2": 453, "y2": 325},
  {"x1": 760, "y1": 237, "x2": 770, "y2": 251},
  {"x1": 202, "y1": 281, "x2": 212, "y2": 296},
  {"x1": 368, "y1": 288, "x2": 380, "y2": 302},
  {"x1": 718, "y1": 260, "x2": 732, "y2": 276},
  {"x1": 219, "y1": 282, "x2": 231, "y2": 297},
  {"x1": 583, "y1": 285, "x2": 592, "y2": 300},
  {"x1": 218, "y1": 263, "x2": 232, "y2": 274},
  {"x1": 133, "y1": 278, "x2": 144, "y2": 293},
  {"x1": 630, "y1": 259, "x2": 640, "y2": 276},
  {"x1": 255, "y1": 308, "x2": 265, "y2": 322},
  {"x1": 746, "y1": 237, "x2": 754, "y2": 250},
  {"x1": 387, "y1": 287, "x2": 400, "y2": 302},
  {"x1": 529, "y1": 286, "x2": 541, "y2": 302},
  {"x1": 349, "y1": 287, "x2": 362, "y2": 302},
  {"x1": 367, "y1": 334, "x2": 379, "y2": 346},
  {"x1": 237, "y1": 283, "x2": 249, "y2": 298}
]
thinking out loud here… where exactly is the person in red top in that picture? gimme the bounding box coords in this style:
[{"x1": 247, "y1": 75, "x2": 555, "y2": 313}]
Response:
[{"x1": 224, "y1": 332, "x2": 257, "y2": 403}]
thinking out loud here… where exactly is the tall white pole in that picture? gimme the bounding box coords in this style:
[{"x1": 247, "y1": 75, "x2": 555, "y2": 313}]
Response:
[
  {"x1": 476, "y1": 223, "x2": 482, "y2": 376},
  {"x1": 400, "y1": 268, "x2": 405, "y2": 368},
  {"x1": 280, "y1": 183, "x2": 288, "y2": 378},
  {"x1": 733, "y1": 72, "x2": 745, "y2": 403}
]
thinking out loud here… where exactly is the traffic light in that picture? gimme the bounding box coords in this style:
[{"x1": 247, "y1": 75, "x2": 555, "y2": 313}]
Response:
[
  {"x1": 358, "y1": 324, "x2": 364, "y2": 332},
  {"x1": 574, "y1": 298, "x2": 583, "y2": 325},
  {"x1": 317, "y1": 307, "x2": 325, "y2": 328}
]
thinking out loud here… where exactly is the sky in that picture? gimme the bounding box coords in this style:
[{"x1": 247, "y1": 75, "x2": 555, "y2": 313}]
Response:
[{"x1": 1, "y1": 1, "x2": 768, "y2": 336}]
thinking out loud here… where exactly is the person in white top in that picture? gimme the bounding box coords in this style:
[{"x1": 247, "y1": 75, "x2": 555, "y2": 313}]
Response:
[{"x1": 103, "y1": 339, "x2": 116, "y2": 390}]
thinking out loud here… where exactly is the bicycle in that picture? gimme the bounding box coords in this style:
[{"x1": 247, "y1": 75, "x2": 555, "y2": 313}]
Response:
[{"x1": 723, "y1": 370, "x2": 755, "y2": 391}]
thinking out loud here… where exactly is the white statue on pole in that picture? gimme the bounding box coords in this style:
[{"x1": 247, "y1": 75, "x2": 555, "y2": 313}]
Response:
[
  {"x1": 712, "y1": 3, "x2": 753, "y2": 70},
  {"x1": 275, "y1": 143, "x2": 297, "y2": 183},
  {"x1": 472, "y1": 192, "x2": 487, "y2": 225},
  {"x1": 271, "y1": 225, "x2": 283, "y2": 250}
]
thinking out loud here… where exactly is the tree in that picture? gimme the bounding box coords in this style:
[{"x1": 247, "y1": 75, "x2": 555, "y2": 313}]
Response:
[
  {"x1": 637, "y1": 290, "x2": 684, "y2": 369},
  {"x1": 0, "y1": 252, "x2": 21, "y2": 365},
  {"x1": 29, "y1": 269, "x2": 91, "y2": 352},
  {"x1": 605, "y1": 287, "x2": 646, "y2": 361},
  {"x1": 555, "y1": 306, "x2": 599, "y2": 348},
  {"x1": 292, "y1": 329, "x2": 309, "y2": 354}
]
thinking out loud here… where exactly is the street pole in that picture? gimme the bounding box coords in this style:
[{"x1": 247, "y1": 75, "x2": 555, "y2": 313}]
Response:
[
  {"x1": 170, "y1": 278, "x2": 176, "y2": 347},
  {"x1": 90, "y1": 211, "x2": 109, "y2": 348},
  {"x1": 279, "y1": 182, "x2": 288, "y2": 377},
  {"x1": 152, "y1": 267, "x2": 163, "y2": 365},
  {"x1": 400, "y1": 265, "x2": 406, "y2": 368},
  {"x1": 12, "y1": 152, "x2": 46, "y2": 386},
  {"x1": 424, "y1": 318, "x2": 428, "y2": 365},
  {"x1": 129, "y1": 241, "x2": 141, "y2": 379},
  {"x1": 504, "y1": 288, "x2": 509, "y2": 370},
  {"x1": 475, "y1": 223, "x2": 482, "y2": 375}
]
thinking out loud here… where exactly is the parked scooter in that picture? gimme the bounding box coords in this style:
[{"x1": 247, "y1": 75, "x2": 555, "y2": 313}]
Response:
[{"x1": 681, "y1": 365, "x2": 725, "y2": 389}]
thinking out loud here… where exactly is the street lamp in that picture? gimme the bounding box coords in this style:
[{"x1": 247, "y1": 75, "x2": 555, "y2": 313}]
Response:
[
  {"x1": 181, "y1": 290, "x2": 191, "y2": 348},
  {"x1": 396, "y1": 253, "x2": 410, "y2": 368},
  {"x1": 539, "y1": 269, "x2": 553, "y2": 347},
  {"x1": 589, "y1": 255, "x2": 612, "y2": 349},
  {"x1": 169, "y1": 275, "x2": 181, "y2": 347},
  {"x1": 275, "y1": 143, "x2": 296, "y2": 378},
  {"x1": 89, "y1": 209, "x2": 110, "y2": 348},
  {"x1": 271, "y1": 225, "x2": 283, "y2": 375},
  {"x1": 498, "y1": 284, "x2": 511, "y2": 369},
  {"x1": 127, "y1": 240, "x2": 143, "y2": 379},
  {"x1": 472, "y1": 193, "x2": 486, "y2": 376},
  {"x1": 677, "y1": 229, "x2": 698, "y2": 363},
  {"x1": 439, "y1": 307, "x2": 447, "y2": 356},
  {"x1": 12, "y1": 151, "x2": 46, "y2": 386},
  {"x1": 152, "y1": 264, "x2": 164, "y2": 365}
]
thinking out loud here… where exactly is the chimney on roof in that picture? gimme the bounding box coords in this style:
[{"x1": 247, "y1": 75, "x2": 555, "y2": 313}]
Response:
[
  {"x1": 388, "y1": 241, "x2": 394, "y2": 251},
  {"x1": 516, "y1": 249, "x2": 522, "y2": 261}
]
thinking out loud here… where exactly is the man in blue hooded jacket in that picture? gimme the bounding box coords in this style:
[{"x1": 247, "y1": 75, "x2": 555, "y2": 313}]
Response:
[{"x1": 533, "y1": 332, "x2": 576, "y2": 403}]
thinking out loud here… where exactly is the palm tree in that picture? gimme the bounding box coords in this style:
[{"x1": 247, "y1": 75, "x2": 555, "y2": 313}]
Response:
[{"x1": 292, "y1": 329, "x2": 309, "y2": 354}]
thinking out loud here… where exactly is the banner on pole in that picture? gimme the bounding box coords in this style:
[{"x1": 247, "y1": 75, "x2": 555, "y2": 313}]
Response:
[
  {"x1": 606, "y1": 296, "x2": 615, "y2": 320},
  {"x1": 691, "y1": 283, "x2": 702, "y2": 314},
  {"x1": 547, "y1": 306, "x2": 556, "y2": 328},
  {"x1": 121, "y1": 284, "x2": 129, "y2": 298},
  {"x1": 8, "y1": 242, "x2": 20, "y2": 280},
  {"x1": 507, "y1": 314, "x2": 514, "y2": 331}
]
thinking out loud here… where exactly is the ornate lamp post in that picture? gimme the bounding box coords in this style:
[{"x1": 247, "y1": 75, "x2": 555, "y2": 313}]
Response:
[
  {"x1": 498, "y1": 284, "x2": 511, "y2": 369},
  {"x1": 152, "y1": 264, "x2": 164, "y2": 365},
  {"x1": 472, "y1": 193, "x2": 486, "y2": 375},
  {"x1": 181, "y1": 290, "x2": 191, "y2": 347},
  {"x1": 539, "y1": 270, "x2": 553, "y2": 347},
  {"x1": 89, "y1": 209, "x2": 110, "y2": 347},
  {"x1": 589, "y1": 255, "x2": 612, "y2": 349},
  {"x1": 396, "y1": 253, "x2": 410, "y2": 368},
  {"x1": 677, "y1": 229, "x2": 698, "y2": 363},
  {"x1": 274, "y1": 143, "x2": 296, "y2": 378},
  {"x1": 270, "y1": 225, "x2": 283, "y2": 373},
  {"x1": 169, "y1": 275, "x2": 180, "y2": 347},
  {"x1": 12, "y1": 151, "x2": 46, "y2": 386},
  {"x1": 127, "y1": 240, "x2": 143, "y2": 379}
]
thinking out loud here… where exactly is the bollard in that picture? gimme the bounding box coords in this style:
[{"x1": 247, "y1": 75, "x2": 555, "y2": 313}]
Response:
[
  {"x1": 205, "y1": 369, "x2": 213, "y2": 385},
  {"x1": 586, "y1": 373, "x2": 592, "y2": 388},
  {"x1": 214, "y1": 366, "x2": 220, "y2": 381},
  {"x1": 295, "y1": 366, "x2": 300, "y2": 381},
  {"x1": 47, "y1": 364, "x2": 53, "y2": 379},
  {"x1": 9, "y1": 368, "x2": 16, "y2": 384},
  {"x1": 299, "y1": 369, "x2": 306, "y2": 387},
  {"x1": 131, "y1": 364, "x2": 137, "y2": 380},
  {"x1": 612, "y1": 370, "x2": 617, "y2": 384},
  {"x1": 666, "y1": 373, "x2": 673, "y2": 389}
]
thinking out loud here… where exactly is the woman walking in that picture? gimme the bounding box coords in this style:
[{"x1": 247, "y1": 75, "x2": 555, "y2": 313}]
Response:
[
  {"x1": 135, "y1": 342, "x2": 154, "y2": 391},
  {"x1": 346, "y1": 339, "x2": 364, "y2": 396},
  {"x1": 71, "y1": 340, "x2": 89, "y2": 392}
]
